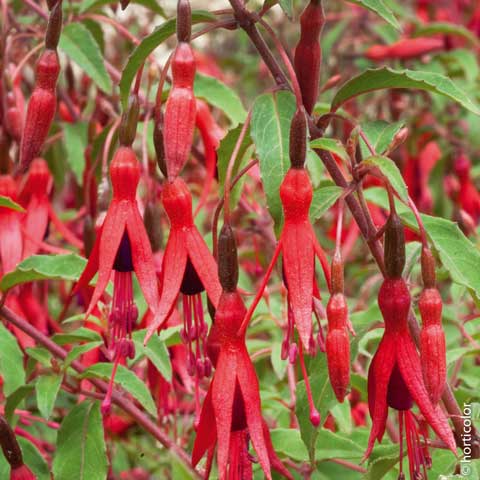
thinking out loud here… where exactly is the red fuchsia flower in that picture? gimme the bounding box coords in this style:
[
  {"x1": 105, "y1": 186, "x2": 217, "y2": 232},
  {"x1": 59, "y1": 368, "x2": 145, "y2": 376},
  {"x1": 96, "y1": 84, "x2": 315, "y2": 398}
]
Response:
[
  {"x1": 19, "y1": 158, "x2": 52, "y2": 257},
  {"x1": 0, "y1": 175, "x2": 23, "y2": 275},
  {"x1": 192, "y1": 224, "x2": 292, "y2": 480},
  {"x1": 239, "y1": 110, "x2": 330, "y2": 426},
  {"x1": 403, "y1": 141, "x2": 441, "y2": 214},
  {"x1": 365, "y1": 277, "x2": 457, "y2": 474},
  {"x1": 365, "y1": 212, "x2": 456, "y2": 475},
  {"x1": 453, "y1": 153, "x2": 480, "y2": 223},
  {"x1": 3, "y1": 282, "x2": 55, "y2": 350},
  {"x1": 18, "y1": 158, "x2": 83, "y2": 257},
  {"x1": 194, "y1": 50, "x2": 226, "y2": 81},
  {"x1": 4, "y1": 92, "x2": 23, "y2": 144},
  {"x1": 192, "y1": 292, "x2": 272, "y2": 479},
  {"x1": 365, "y1": 37, "x2": 445, "y2": 61},
  {"x1": 74, "y1": 146, "x2": 160, "y2": 413},
  {"x1": 242, "y1": 118, "x2": 331, "y2": 352},
  {"x1": 143, "y1": 177, "x2": 222, "y2": 421},
  {"x1": 19, "y1": 47, "x2": 60, "y2": 173},
  {"x1": 10, "y1": 465, "x2": 36, "y2": 480}
]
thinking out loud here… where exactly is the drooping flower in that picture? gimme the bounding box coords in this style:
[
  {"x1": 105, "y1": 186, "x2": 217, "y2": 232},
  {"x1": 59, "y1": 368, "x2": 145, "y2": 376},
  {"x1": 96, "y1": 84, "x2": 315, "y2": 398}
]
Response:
[
  {"x1": 0, "y1": 175, "x2": 23, "y2": 275},
  {"x1": 364, "y1": 277, "x2": 457, "y2": 466},
  {"x1": 403, "y1": 141, "x2": 441, "y2": 214},
  {"x1": 75, "y1": 146, "x2": 159, "y2": 318},
  {"x1": 241, "y1": 110, "x2": 330, "y2": 351},
  {"x1": 144, "y1": 177, "x2": 221, "y2": 343},
  {"x1": 19, "y1": 158, "x2": 83, "y2": 257},
  {"x1": 238, "y1": 109, "x2": 330, "y2": 425},
  {"x1": 143, "y1": 177, "x2": 221, "y2": 421},
  {"x1": 192, "y1": 224, "x2": 292, "y2": 479},
  {"x1": 19, "y1": 158, "x2": 52, "y2": 257},
  {"x1": 365, "y1": 37, "x2": 445, "y2": 61},
  {"x1": 192, "y1": 292, "x2": 292, "y2": 480},
  {"x1": 364, "y1": 208, "x2": 456, "y2": 475},
  {"x1": 453, "y1": 153, "x2": 480, "y2": 223},
  {"x1": 74, "y1": 146, "x2": 159, "y2": 412}
]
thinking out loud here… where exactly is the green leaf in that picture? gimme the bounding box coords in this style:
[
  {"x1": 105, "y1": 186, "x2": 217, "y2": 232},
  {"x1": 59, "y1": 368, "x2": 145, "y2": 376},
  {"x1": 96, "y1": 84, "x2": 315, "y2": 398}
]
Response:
[
  {"x1": 132, "y1": 329, "x2": 172, "y2": 382},
  {"x1": 53, "y1": 327, "x2": 102, "y2": 345},
  {"x1": 62, "y1": 313, "x2": 102, "y2": 326},
  {"x1": 82, "y1": 19, "x2": 105, "y2": 54},
  {"x1": 310, "y1": 138, "x2": 349, "y2": 163},
  {"x1": 0, "y1": 323, "x2": 25, "y2": 395},
  {"x1": 59, "y1": 23, "x2": 110, "y2": 92},
  {"x1": 0, "y1": 195, "x2": 25, "y2": 212},
  {"x1": 251, "y1": 91, "x2": 296, "y2": 234},
  {"x1": 414, "y1": 22, "x2": 479, "y2": 46},
  {"x1": 270, "y1": 342, "x2": 287, "y2": 380},
  {"x1": 64, "y1": 342, "x2": 103, "y2": 369},
  {"x1": 445, "y1": 49, "x2": 479, "y2": 83},
  {"x1": 361, "y1": 453, "x2": 398, "y2": 480},
  {"x1": 26, "y1": 346, "x2": 52, "y2": 367},
  {"x1": 5, "y1": 385, "x2": 35, "y2": 422},
  {"x1": 53, "y1": 401, "x2": 108, "y2": 480},
  {"x1": 79, "y1": 0, "x2": 166, "y2": 16},
  {"x1": 270, "y1": 428, "x2": 309, "y2": 461},
  {"x1": 217, "y1": 124, "x2": 253, "y2": 210},
  {"x1": 80, "y1": 363, "x2": 157, "y2": 418},
  {"x1": 330, "y1": 401, "x2": 353, "y2": 434},
  {"x1": 315, "y1": 429, "x2": 364, "y2": 461},
  {"x1": 0, "y1": 254, "x2": 87, "y2": 292},
  {"x1": 362, "y1": 155, "x2": 408, "y2": 202},
  {"x1": 63, "y1": 122, "x2": 88, "y2": 184},
  {"x1": 279, "y1": 0, "x2": 293, "y2": 18},
  {"x1": 194, "y1": 74, "x2": 246, "y2": 127},
  {"x1": 119, "y1": 11, "x2": 216, "y2": 106},
  {"x1": 310, "y1": 185, "x2": 343, "y2": 222},
  {"x1": 344, "y1": 0, "x2": 400, "y2": 31},
  {"x1": 331, "y1": 68, "x2": 480, "y2": 115},
  {"x1": 364, "y1": 188, "x2": 480, "y2": 302},
  {"x1": 36, "y1": 374, "x2": 62, "y2": 419},
  {"x1": 359, "y1": 120, "x2": 404, "y2": 159}
]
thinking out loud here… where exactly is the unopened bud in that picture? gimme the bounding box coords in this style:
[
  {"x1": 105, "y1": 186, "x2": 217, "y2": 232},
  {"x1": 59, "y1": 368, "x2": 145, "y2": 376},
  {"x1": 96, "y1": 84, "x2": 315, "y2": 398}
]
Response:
[
  {"x1": 384, "y1": 211, "x2": 405, "y2": 279},
  {"x1": 45, "y1": 1, "x2": 63, "y2": 50},
  {"x1": 421, "y1": 247, "x2": 436, "y2": 289},
  {"x1": 218, "y1": 223, "x2": 238, "y2": 292},
  {"x1": 331, "y1": 250, "x2": 344, "y2": 294},
  {"x1": 386, "y1": 127, "x2": 409, "y2": 155},
  {"x1": 119, "y1": 95, "x2": 140, "y2": 147},
  {"x1": 289, "y1": 107, "x2": 307, "y2": 169},
  {"x1": 46, "y1": 0, "x2": 60, "y2": 11},
  {"x1": 320, "y1": 74, "x2": 342, "y2": 93},
  {"x1": 176, "y1": 0, "x2": 192, "y2": 43}
]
